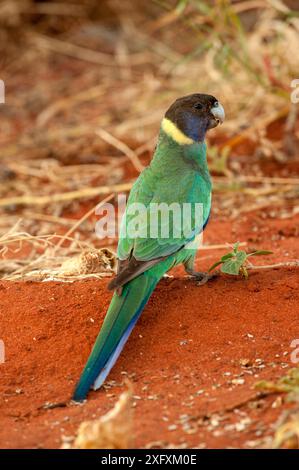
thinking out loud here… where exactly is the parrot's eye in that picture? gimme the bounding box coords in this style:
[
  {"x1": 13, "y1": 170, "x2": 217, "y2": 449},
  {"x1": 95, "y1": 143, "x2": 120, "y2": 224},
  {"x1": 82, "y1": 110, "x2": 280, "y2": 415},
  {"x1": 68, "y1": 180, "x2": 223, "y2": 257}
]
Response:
[
  {"x1": 194, "y1": 102, "x2": 203, "y2": 110},
  {"x1": 213, "y1": 101, "x2": 219, "y2": 107}
]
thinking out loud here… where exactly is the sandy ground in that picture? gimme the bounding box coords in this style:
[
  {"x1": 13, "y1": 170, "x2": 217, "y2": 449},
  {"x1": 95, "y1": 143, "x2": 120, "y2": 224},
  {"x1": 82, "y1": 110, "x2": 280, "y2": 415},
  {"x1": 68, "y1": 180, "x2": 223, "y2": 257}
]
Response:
[
  {"x1": 0, "y1": 211, "x2": 298, "y2": 449},
  {"x1": 0, "y1": 3, "x2": 299, "y2": 450}
]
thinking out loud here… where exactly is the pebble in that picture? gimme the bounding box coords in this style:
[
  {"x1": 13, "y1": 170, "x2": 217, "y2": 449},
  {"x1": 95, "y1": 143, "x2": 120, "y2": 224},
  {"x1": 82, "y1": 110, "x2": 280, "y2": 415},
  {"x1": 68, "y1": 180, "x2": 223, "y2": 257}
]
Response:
[
  {"x1": 232, "y1": 378, "x2": 245, "y2": 385},
  {"x1": 168, "y1": 424, "x2": 177, "y2": 431}
]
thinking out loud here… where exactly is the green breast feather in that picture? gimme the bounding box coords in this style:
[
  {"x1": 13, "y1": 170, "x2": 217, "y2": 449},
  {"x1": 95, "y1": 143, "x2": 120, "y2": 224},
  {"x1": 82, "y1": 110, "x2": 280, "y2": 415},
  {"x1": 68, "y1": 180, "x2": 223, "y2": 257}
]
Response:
[{"x1": 118, "y1": 129, "x2": 212, "y2": 261}]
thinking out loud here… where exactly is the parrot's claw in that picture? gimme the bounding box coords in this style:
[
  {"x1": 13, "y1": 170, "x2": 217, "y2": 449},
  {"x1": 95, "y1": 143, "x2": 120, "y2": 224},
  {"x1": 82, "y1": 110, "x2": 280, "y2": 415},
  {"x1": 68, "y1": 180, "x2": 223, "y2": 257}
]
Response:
[
  {"x1": 196, "y1": 271, "x2": 218, "y2": 286},
  {"x1": 186, "y1": 270, "x2": 219, "y2": 286}
]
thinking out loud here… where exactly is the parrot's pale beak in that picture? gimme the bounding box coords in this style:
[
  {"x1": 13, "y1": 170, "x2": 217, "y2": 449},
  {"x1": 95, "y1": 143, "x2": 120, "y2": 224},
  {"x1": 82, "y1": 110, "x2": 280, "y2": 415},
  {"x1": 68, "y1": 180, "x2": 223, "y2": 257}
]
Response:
[{"x1": 211, "y1": 102, "x2": 225, "y2": 125}]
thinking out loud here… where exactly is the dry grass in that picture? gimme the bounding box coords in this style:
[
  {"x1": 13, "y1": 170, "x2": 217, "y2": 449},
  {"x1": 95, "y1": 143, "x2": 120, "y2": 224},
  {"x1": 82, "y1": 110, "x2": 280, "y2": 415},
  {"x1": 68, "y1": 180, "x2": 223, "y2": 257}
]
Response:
[{"x1": 0, "y1": 0, "x2": 299, "y2": 280}]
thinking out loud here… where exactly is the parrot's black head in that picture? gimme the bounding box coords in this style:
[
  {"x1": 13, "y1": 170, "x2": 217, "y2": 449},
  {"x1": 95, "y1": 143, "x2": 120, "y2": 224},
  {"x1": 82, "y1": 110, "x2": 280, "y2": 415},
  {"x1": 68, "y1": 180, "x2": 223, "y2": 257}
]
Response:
[{"x1": 164, "y1": 93, "x2": 225, "y2": 143}]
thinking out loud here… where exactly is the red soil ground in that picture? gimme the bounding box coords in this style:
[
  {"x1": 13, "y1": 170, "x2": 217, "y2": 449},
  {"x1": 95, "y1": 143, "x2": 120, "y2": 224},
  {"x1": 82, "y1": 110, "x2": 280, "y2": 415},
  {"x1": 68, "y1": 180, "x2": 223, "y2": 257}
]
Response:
[
  {"x1": 0, "y1": 211, "x2": 298, "y2": 449},
  {"x1": 1, "y1": 10, "x2": 299, "y2": 449}
]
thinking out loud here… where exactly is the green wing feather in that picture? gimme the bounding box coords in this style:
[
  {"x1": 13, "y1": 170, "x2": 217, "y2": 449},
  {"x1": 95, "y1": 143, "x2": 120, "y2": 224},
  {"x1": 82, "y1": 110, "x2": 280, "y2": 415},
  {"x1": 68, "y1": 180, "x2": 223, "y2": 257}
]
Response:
[{"x1": 118, "y1": 138, "x2": 211, "y2": 262}]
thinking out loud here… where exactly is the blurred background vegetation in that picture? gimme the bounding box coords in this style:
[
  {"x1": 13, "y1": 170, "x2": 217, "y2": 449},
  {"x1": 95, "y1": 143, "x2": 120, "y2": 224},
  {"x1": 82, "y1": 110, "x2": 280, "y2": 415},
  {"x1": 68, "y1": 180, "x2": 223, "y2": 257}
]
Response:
[{"x1": 0, "y1": 0, "x2": 298, "y2": 279}]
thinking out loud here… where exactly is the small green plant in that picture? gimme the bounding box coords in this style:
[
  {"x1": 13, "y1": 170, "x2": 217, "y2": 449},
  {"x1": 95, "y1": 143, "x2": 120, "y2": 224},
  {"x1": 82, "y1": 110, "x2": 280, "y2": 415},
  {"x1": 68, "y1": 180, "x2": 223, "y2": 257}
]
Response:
[{"x1": 208, "y1": 242, "x2": 273, "y2": 279}]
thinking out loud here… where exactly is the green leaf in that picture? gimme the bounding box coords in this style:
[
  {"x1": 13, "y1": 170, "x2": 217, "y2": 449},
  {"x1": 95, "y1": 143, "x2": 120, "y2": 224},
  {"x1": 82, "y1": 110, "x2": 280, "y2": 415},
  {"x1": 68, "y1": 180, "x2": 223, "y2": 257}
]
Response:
[
  {"x1": 232, "y1": 241, "x2": 240, "y2": 253},
  {"x1": 247, "y1": 250, "x2": 273, "y2": 257},
  {"x1": 221, "y1": 251, "x2": 247, "y2": 275},
  {"x1": 208, "y1": 260, "x2": 223, "y2": 272},
  {"x1": 221, "y1": 252, "x2": 234, "y2": 261}
]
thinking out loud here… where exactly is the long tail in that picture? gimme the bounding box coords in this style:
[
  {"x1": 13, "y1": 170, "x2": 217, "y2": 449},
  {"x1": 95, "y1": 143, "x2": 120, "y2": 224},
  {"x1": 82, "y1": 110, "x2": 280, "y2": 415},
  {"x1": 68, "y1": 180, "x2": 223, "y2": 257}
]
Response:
[{"x1": 73, "y1": 271, "x2": 159, "y2": 401}]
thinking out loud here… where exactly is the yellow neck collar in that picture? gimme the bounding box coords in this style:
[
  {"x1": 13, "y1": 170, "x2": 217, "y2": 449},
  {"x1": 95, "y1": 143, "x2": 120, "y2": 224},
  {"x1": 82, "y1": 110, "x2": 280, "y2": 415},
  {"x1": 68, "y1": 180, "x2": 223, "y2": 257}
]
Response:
[{"x1": 161, "y1": 118, "x2": 194, "y2": 145}]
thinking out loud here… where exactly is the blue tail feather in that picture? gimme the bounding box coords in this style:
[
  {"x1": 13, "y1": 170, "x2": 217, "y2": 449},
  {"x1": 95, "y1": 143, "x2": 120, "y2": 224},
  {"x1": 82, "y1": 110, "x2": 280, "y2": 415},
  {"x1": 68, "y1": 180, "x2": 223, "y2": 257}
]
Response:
[{"x1": 73, "y1": 274, "x2": 157, "y2": 401}]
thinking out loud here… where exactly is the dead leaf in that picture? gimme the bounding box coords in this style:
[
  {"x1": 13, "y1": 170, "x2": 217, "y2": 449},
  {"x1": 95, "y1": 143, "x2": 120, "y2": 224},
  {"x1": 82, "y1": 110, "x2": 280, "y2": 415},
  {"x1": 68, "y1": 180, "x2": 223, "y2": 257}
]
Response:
[
  {"x1": 62, "y1": 383, "x2": 133, "y2": 449},
  {"x1": 59, "y1": 248, "x2": 116, "y2": 276},
  {"x1": 273, "y1": 413, "x2": 299, "y2": 449}
]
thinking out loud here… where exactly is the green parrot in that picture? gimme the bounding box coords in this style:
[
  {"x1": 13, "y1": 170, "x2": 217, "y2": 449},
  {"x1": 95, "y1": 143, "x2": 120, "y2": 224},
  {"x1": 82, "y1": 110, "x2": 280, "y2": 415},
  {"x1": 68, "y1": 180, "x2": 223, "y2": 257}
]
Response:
[{"x1": 73, "y1": 93, "x2": 225, "y2": 401}]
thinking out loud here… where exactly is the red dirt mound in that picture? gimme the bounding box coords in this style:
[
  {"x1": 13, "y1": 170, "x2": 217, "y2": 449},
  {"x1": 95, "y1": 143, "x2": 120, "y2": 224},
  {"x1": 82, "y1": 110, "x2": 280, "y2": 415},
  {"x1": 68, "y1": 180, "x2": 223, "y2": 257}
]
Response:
[{"x1": 0, "y1": 254, "x2": 298, "y2": 447}]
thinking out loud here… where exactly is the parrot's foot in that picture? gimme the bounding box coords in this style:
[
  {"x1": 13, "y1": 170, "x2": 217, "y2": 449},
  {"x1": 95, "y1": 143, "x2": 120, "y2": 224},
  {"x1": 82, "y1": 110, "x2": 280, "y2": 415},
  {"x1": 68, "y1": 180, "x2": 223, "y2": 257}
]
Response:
[{"x1": 186, "y1": 269, "x2": 219, "y2": 286}]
